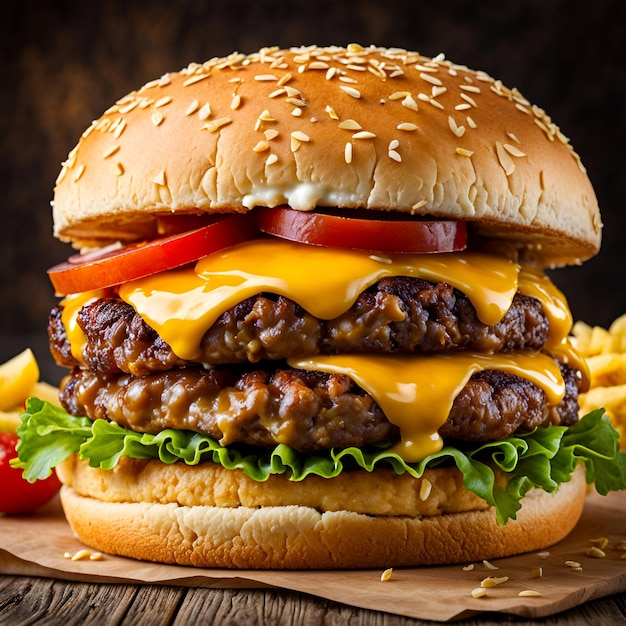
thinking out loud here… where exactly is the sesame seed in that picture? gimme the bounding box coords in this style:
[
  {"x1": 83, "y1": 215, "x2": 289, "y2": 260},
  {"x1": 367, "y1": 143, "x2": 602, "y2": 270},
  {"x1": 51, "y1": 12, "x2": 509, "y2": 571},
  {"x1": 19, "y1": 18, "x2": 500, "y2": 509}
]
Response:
[
  {"x1": 73, "y1": 164, "x2": 85, "y2": 182},
  {"x1": 254, "y1": 74, "x2": 279, "y2": 81},
  {"x1": 503, "y1": 143, "x2": 526, "y2": 158},
  {"x1": 565, "y1": 560, "x2": 581, "y2": 568},
  {"x1": 471, "y1": 588, "x2": 488, "y2": 599},
  {"x1": 414, "y1": 63, "x2": 438, "y2": 73},
  {"x1": 431, "y1": 86, "x2": 447, "y2": 98},
  {"x1": 326, "y1": 67, "x2": 337, "y2": 80},
  {"x1": 519, "y1": 590, "x2": 541, "y2": 598},
  {"x1": 253, "y1": 141, "x2": 270, "y2": 152},
  {"x1": 258, "y1": 110, "x2": 276, "y2": 122},
  {"x1": 460, "y1": 92, "x2": 477, "y2": 107},
  {"x1": 389, "y1": 91, "x2": 410, "y2": 100},
  {"x1": 482, "y1": 560, "x2": 499, "y2": 570},
  {"x1": 291, "y1": 108, "x2": 302, "y2": 117},
  {"x1": 154, "y1": 96, "x2": 172, "y2": 108},
  {"x1": 198, "y1": 103, "x2": 212, "y2": 120},
  {"x1": 309, "y1": 61, "x2": 329, "y2": 70},
  {"x1": 460, "y1": 84, "x2": 481, "y2": 93},
  {"x1": 203, "y1": 117, "x2": 232, "y2": 133},
  {"x1": 411, "y1": 199, "x2": 428, "y2": 211},
  {"x1": 340, "y1": 85, "x2": 361, "y2": 98},
  {"x1": 388, "y1": 149, "x2": 401, "y2": 162},
  {"x1": 185, "y1": 100, "x2": 200, "y2": 116},
  {"x1": 456, "y1": 147, "x2": 474, "y2": 157},
  {"x1": 339, "y1": 75, "x2": 359, "y2": 84},
  {"x1": 515, "y1": 103, "x2": 531, "y2": 115},
  {"x1": 347, "y1": 63, "x2": 367, "y2": 72},
  {"x1": 268, "y1": 88, "x2": 286, "y2": 98},
  {"x1": 389, "y1": 139, "x2": 400, "y2": 150},
  {"x1": 338, "y1": 119, "x2": 362, "y2": 130},
  {"x1": 344, "y1": 142, "x2": 353, "y2": 163},
  {"x1": 352, "y1": 131, "x2": 376, "y2": 139},
  {"x1": 265, "y1": 153, "x2": 278, "y2": 166},
  {"x1": 182, "y1": 73, "x2": 209, "y2": 86},
  {"x1": 151, "y1": 112, "x2": 164, "y2": 126},
  {"x1": 586, "y1": 546, "x2": 607, "y2": 558},
  {"x1": 325, "y1": 105, "x2": 339, "y2": 120},
  {"x1": 230, "y1": 94, "x2": 241, "y2": 110},
  {"x1": 419, "y1": 478, "x2": 432, "y2": 500},
  {"x1": 496, "y1": 141, "x2": 515, "y2": 175},
  {"x1": 427, "y1": 98, "x2": 444, "y2": 110},
  {"x1": 291, "y1": 130, "x2": 310, "y2": 142},
  {"x1": 284, "y1": 85, "x2": 302, "y2": 97},
  {"x1": 153, "y1": 171, "x2": 166, "y2": 185},
  {"x1": 401, "y1": 94, "x2": 419, "y2": 112},
  {"x1": 462, "y1": 564, "x2": 475, "y2": 571},
  {"x1": 70, "y1": 549, "x2": 95, "y2": 561},
  {"x1": 112, "y1": 162, "x2": 124, "y2": 176},
  {"x1": 277, "y1": 72, "x2": 293, "y2": 87},
  {"x1": 420, "y1": 72, "x2": 443, "y2": 86},
  {"x1": 103, "y1": 145, "x2": 120, "y2": 159},
  {"x1": 466, "y1": 116, "x2": 477, "y2": 129},
  {"x1": 397, "y1": 122, "x2": 418, "y2": 131},
  {"x1": 455, "y1": 103, "x2": 472, "y2": 111},
  {"x1": 481, "y1": 576, "x2": 508, "y2": 588},
  {"x1": 380, "y1": 568, "x2": 393, "y2": 582},
  {"x1": 264, "y1": 129, "x2": 279, "y2": 140}
]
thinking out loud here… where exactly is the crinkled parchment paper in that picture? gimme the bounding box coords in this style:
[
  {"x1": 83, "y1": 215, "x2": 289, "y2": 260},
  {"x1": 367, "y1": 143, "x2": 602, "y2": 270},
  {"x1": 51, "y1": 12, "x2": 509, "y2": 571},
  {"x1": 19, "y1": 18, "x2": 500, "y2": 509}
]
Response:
[{"x1": 1, "y1": 491, "x2": 624, "y2": 621}]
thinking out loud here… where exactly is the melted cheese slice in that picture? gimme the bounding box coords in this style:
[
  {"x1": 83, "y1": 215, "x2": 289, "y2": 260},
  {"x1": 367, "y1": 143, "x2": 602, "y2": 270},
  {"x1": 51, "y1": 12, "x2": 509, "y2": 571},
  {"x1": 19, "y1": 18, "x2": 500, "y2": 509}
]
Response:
[{"x1": 289, "y1": 352, "x2": 565, "y2": 462}]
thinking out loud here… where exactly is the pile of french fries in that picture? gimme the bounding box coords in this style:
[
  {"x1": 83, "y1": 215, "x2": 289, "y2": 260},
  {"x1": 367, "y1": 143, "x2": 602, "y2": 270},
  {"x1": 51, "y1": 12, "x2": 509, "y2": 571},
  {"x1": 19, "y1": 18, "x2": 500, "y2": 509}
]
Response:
[{"x1": 572, "y1": 314, "x2": 626, "y2": 449}]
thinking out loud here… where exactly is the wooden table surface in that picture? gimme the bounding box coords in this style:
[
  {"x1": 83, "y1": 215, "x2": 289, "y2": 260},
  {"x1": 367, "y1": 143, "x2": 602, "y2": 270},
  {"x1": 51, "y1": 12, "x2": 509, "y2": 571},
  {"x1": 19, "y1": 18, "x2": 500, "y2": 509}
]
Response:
[{"x1": 1, "y1": 575, "x2": 624, "y2": 625}]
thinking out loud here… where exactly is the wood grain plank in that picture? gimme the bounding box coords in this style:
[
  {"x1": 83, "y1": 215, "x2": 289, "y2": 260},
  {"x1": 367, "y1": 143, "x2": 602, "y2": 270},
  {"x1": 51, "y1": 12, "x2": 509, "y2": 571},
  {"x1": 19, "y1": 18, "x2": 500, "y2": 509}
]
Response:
[{"x1": 0, "y1": 578, "x2": 624, "y2": 625}]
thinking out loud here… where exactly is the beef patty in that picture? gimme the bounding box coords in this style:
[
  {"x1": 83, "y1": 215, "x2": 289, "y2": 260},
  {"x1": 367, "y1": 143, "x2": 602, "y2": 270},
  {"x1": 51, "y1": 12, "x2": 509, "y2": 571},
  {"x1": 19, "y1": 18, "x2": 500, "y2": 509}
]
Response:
[
  {"x1": 49, "y1": 277, "x2": 549, "y2": 374},
  {"x1": 59, "y1": 362, "x2": 580, "y2": 452}
]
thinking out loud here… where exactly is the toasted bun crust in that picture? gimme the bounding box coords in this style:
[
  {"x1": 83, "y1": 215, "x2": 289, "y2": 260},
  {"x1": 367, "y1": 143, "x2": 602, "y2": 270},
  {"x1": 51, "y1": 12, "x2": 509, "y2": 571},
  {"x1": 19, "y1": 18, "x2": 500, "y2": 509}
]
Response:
[
  {"x1": 52, "y1": 45, "x2": 600, "y2": 267},
  {"x1": 57, "y1": 458, "x2": 586, "y2": 569}
]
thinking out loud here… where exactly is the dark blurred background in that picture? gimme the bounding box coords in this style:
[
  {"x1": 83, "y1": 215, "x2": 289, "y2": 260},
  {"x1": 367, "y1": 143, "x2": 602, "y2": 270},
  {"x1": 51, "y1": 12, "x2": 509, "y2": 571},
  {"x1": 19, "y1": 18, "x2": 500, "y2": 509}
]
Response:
[{"x1": 1, "y1": 0, "x2": 625, "y2": 383}]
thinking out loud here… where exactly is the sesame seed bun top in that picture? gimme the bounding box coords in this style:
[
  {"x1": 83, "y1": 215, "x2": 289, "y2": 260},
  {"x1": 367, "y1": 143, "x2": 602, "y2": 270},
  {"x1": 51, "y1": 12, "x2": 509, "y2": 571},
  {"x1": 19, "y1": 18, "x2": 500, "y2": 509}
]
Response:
[{"x1": 52, "y1": 44, "x2": 601, "y2": 267}]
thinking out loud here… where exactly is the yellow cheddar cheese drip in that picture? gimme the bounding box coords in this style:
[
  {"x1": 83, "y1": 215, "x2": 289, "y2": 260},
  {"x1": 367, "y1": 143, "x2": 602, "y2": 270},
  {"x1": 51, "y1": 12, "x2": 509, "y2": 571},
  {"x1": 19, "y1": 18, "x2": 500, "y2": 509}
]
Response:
[
  {"x1": 289, "y1": 352, "x2": 566, "y2": 463},
  {"x1": 119, "y1": 239, "x2": 521, "y2": 361},
  {"x1": 517, "y1": 265, "x2": 573, "y2": 348},
  {"x1": 60, "y1": 290, "x2": 105, "y2": 366}
]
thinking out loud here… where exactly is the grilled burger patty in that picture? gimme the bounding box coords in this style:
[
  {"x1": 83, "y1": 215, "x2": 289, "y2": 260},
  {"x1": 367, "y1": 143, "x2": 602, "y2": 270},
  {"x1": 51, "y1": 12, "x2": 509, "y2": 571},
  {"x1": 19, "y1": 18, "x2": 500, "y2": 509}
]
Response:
[
  {"x1": 59, "y1": 362, "x2": 580, "y2": 452},
  {"x1": 49, "y1": 277, "x2": 549, "y2": 375},
  {"x1": 52, "y1": 277, "x2": 577, "y2": 452}
]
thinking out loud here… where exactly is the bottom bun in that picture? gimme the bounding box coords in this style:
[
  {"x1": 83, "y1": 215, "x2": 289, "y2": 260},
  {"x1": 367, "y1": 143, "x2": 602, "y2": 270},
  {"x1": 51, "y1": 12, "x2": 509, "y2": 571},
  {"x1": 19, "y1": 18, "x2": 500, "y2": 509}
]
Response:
[{"x1": 57, "y1": 459, "x2": 587, "y2": 569}]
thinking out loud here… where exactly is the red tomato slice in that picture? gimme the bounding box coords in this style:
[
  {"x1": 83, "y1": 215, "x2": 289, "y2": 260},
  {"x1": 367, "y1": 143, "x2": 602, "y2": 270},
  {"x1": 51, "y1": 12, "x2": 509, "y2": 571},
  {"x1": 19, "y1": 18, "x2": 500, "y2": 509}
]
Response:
[
  {"x1": 0, "y1": 431, "x2": 61, "y2": 514},
  {"x1": 256, "y1": 207, "x2": 466, "y2": 254},
  {"x1": 48, "y1": 214, "x2": 257, "y2": 295}
]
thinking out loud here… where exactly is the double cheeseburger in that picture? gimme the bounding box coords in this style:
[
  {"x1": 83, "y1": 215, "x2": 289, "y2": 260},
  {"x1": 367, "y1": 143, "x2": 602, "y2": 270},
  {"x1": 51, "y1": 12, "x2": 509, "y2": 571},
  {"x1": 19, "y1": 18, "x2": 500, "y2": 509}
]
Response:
[{"x1": 16, "y1": 45, "x2": 626, "y2": 569}]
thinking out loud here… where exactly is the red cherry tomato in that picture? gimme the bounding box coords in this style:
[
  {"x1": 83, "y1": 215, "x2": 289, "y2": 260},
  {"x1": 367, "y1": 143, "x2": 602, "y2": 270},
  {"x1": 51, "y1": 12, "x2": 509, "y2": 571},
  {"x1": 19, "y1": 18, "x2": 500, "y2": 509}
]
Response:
[
  {"x1": 256, "y1": 207, "x2": 467, "y2": 254},
  {"x1": 47, "y1": 214, "x2": 258, "y2": 295},
  {"x1": 0, "y1": 431, "x2": 61, "y2": 514}
]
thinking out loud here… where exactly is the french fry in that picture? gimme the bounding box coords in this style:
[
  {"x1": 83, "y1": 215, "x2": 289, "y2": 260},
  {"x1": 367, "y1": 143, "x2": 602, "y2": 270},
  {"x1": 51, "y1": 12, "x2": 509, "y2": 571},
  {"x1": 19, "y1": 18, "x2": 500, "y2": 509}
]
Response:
[{"x1": 573, "y1": 314, "x2": 626, "y2": 449}]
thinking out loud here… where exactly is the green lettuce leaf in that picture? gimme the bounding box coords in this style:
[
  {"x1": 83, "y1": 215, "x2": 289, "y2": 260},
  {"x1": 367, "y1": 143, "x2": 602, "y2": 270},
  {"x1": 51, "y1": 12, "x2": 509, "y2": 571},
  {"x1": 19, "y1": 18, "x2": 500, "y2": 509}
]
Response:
[{"x1": 13, "y1": 399, "x2": 626, "y2": 524}]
